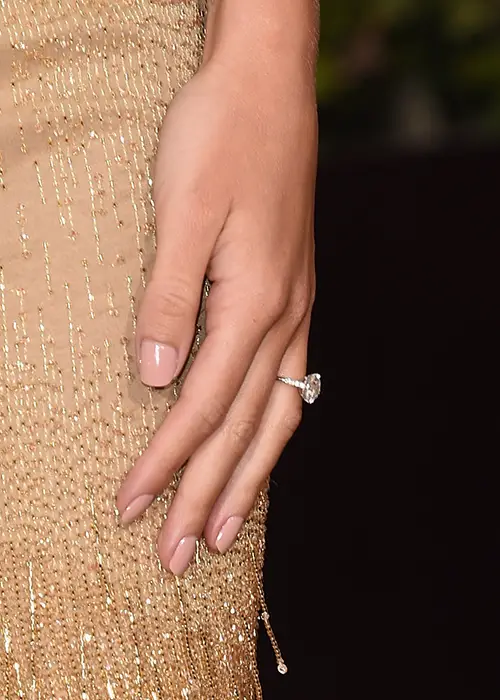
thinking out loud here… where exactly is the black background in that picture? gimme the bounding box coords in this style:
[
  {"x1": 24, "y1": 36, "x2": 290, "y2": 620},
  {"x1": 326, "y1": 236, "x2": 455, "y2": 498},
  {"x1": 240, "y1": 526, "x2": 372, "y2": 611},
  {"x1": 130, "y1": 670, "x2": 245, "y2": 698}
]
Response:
[{"x1": 259, "y1": 144, "x2": 500, "y2": 699}]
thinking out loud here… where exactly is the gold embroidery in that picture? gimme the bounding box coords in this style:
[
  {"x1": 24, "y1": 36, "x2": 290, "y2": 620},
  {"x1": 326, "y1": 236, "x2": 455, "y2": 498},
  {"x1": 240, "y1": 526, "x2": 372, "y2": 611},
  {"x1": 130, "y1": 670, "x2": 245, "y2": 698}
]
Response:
[{"x1": 0, "y1": 2, "x2": 271, "y2": 697}]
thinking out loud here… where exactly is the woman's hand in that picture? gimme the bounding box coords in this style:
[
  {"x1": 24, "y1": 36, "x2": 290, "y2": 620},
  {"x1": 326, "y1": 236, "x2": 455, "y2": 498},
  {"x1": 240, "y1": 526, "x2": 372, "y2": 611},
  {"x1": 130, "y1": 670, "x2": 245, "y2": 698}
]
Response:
[{"x1": 115, "y1": 23, "x2": 318, "y2": 575}]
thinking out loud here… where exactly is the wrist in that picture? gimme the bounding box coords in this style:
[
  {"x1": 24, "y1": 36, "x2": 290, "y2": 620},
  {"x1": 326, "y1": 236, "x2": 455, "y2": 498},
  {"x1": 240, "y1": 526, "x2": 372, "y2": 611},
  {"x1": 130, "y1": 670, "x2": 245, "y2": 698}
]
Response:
[{"x1": 203, "y1": 0, "x2": 319, "y2": 88}]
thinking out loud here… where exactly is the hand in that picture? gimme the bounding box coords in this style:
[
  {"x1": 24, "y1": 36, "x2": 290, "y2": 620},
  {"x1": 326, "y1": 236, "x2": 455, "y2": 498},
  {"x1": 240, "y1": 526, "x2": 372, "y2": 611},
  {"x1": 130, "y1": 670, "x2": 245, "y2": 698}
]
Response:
[{"x1": 116, "y1": 56, "x2": 318, "y2": 575}]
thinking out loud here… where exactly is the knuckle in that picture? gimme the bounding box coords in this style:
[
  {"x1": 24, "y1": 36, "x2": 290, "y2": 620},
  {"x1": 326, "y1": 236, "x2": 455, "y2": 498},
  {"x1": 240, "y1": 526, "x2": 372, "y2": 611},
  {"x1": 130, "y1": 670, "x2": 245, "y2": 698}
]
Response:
[
  {"x1": 290, "y1": 292, "x2": 311, "y2": 324},
  {"x1": 249, "y1": 280, "x2": 289, "y2": 327},
  {"x1": 138, "y1": 281, "x2": 199, "y2": 343},
  {"x1": 144, "y1": 280, "x2": 197, "y2": 320},
  {"x1": 287, "y1": 280, "x2": 314, "y2": 325},
  {"x1": 228, "y1": 419, "x2": 257, "y2": 447},
  {"x1": 154, "y1": 176, "x2": 212, "y2": 231},
  {"x1": 174, "y1": 490, "x2": 211, "y2": 525},
  {"x1": 280, "y1": 405, "x2": 303, "y2": 438},
  {"x1": 196, "y1": 396, "x2": 228, "y2": 436},
  {"x1": 266, "y1": 280, "x2": 289, "y2": 320},
  {"x1": 309, "y1": 276, "x2": 317, "y2": 307}
]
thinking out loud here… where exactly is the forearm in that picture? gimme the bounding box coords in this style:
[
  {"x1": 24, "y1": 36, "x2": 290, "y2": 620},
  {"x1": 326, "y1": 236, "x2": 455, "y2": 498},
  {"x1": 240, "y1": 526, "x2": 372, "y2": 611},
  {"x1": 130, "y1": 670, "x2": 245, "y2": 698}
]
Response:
[{"x1": 204, "y1": 0, "x2": 319, "y2": 86}]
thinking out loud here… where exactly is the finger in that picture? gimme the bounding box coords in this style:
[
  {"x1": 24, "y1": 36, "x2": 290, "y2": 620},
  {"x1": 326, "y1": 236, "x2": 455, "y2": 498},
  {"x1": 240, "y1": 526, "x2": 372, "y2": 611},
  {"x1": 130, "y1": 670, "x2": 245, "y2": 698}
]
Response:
[
  {"x1": 203, "y1": 317, "x2": 311, "y2": 554},
  {"x1": 116, "y1": 263, "x2": 285, "y2": 523},
  {"x1": 136, "y1": 160, "x2": 228, "y2": 388},
  {"x1": 155, "y1": 321, "x2": 293, "y2": 573}
]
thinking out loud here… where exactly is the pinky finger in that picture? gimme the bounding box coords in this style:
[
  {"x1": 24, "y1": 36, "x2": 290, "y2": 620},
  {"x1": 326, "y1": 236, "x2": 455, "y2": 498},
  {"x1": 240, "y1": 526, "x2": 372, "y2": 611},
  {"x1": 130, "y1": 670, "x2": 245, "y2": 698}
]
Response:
[{"x1": 204, "y1": 322, "x2": 310, "y2": 553}]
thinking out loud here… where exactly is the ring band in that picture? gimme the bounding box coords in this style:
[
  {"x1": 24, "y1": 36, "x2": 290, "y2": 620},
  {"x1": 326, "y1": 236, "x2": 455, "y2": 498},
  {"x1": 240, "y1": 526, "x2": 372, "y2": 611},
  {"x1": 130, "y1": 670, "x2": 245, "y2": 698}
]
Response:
[{"x1": 277, "y1": 373, "x2": 321, "y2": 404}]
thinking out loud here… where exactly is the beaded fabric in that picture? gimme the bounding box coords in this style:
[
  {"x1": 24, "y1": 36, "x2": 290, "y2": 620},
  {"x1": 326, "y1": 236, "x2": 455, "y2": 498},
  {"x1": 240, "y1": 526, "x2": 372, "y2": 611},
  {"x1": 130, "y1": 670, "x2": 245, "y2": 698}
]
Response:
[{"x1": 0, "y1": 2, "x2": 278, "y2": 697}]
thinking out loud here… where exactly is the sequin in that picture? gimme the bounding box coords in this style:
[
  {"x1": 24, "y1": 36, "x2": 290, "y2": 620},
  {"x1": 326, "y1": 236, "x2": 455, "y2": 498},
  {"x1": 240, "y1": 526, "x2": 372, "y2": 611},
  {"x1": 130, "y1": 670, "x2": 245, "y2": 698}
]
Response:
[{"x1": 0, "y1": 2, "x2": 272, "y2": 697}]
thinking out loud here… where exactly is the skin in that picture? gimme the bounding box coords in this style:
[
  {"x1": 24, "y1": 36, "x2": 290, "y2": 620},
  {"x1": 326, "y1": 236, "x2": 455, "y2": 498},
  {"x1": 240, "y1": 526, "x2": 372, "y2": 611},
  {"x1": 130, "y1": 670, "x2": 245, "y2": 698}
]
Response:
[{"x1": 116, "y1": 0, "x2": 320, "y2": 574}]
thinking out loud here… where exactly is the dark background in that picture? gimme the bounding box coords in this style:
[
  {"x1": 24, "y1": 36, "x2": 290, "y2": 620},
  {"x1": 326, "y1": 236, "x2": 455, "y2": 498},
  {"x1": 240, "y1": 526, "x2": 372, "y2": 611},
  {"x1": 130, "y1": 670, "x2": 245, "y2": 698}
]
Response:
[{"x1": 259, "y1": 2, "x2": 500, "y2": 698}]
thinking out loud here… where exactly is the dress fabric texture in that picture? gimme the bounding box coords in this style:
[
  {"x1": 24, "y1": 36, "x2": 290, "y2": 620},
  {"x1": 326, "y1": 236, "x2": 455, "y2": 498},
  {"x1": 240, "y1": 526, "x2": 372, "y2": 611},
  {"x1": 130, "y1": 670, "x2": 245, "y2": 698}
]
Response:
[{"x1": 0, "y1": 2, "x2": 270, "y2": 698}]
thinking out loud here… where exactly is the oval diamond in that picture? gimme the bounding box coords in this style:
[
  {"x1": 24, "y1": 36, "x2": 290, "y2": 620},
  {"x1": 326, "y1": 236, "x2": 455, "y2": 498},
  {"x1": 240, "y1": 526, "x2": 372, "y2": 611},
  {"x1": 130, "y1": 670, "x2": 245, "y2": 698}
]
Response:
[{"x1": 300, "y1": 373, "x2": 321, "y2": 404}]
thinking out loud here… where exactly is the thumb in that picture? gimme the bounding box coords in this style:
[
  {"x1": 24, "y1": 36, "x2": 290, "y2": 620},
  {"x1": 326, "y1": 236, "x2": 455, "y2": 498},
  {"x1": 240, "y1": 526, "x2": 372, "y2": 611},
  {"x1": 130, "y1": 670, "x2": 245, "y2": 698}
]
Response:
[
  {"x1": 137, "y1": 112, "x2": 229, "y2": 387},
  {"x1": 136, "y1": 268, "x2": 206, "y2": 388},
  {"x1": 136, "y1": 189, "x2": 216, "y2": 387}
]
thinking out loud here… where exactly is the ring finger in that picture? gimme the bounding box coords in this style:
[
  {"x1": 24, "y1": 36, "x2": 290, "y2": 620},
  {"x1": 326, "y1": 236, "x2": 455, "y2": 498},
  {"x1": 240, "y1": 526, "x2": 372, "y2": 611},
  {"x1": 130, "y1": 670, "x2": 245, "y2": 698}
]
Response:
[{"x1": 203, "y1": 316, "x2": 312, "y2": 553}]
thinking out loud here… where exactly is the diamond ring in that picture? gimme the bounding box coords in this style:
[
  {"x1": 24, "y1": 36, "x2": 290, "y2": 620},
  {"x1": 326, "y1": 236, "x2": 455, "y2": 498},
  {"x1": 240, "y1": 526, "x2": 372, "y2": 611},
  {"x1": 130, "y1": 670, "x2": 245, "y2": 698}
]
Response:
[{"x1": 277, "y1": 373, "x2": 321, "y2": 404}]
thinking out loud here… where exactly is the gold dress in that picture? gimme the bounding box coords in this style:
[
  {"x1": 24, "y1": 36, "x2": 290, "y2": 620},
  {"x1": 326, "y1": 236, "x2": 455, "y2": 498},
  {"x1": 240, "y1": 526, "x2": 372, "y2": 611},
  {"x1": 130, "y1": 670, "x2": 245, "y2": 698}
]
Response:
[{"x1": 0, "y1": 2, "x2": 278, "y2": 697}]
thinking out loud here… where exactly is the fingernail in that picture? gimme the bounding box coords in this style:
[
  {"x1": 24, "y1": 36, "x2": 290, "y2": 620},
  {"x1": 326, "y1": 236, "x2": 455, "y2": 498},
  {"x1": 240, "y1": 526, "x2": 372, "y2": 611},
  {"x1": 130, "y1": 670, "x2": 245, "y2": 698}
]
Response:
[
  {"x1": 120, "y1": 494, "x2": 155, "y2": 525},
  {"x1": 139, "y1": 340, "x2": 178, "y2": 387},
  {"x1": 169, "y1": 536, "x2": 197, "y2": 576},
  {"x1": 216, "y1": 516, "x2": 244, "y2": 554}
]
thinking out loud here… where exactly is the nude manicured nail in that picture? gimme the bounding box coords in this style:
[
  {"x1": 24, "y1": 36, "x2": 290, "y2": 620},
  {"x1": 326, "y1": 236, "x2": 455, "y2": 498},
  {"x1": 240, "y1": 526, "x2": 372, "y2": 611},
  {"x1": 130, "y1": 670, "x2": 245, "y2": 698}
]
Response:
[
  {"x1": 121, "y1": 494, "x2": 155, "y2": 524},
  {"x1": 169, "y1": 536, "x2": 197, "y2": 576},
  {"x1": 139, "y1": 340, "x2": 177, "y2": 387},
  {"x1": 216, "y1": 516, "x2": 244, "y2": 554}
]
